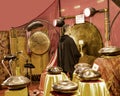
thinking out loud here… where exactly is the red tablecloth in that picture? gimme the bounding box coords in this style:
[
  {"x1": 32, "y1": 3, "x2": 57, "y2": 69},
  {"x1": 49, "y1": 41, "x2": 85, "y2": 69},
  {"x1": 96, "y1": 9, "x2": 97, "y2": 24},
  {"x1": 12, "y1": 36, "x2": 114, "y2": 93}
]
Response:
[{"x1": 94, "y1": 55, "x2": 120, "y2": 96}]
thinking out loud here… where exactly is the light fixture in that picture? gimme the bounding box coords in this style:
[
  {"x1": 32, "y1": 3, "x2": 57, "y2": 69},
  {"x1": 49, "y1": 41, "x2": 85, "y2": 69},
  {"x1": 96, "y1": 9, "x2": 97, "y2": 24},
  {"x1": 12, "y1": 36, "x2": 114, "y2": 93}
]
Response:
[
  {"x1": 83, "y1": 7, "x2": 96, "y2": 17},
  {"x1": 83, "y1": 7, "x2": 105, "y2": 17},
  {"x1": 53, "y1": 17, "x2": 65, "y2": 27}
]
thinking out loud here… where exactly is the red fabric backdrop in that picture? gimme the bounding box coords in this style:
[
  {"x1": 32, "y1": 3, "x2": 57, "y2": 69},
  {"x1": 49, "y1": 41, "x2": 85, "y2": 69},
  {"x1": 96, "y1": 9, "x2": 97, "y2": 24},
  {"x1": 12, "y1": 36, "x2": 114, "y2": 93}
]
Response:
[
  {"x1": 0, "y1": 0, "x2": 120, "y2": 47},
  {"x1": 0, "y1": 0, "x2": 57, "y2": 30}
]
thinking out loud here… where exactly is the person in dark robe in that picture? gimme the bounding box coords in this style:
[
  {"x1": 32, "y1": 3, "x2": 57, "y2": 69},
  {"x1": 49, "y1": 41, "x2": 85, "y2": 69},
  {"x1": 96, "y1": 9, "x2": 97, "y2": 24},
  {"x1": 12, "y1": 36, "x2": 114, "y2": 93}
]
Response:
[{"x1": 57, "y1": 25, "x2": 81, "y2": 80}]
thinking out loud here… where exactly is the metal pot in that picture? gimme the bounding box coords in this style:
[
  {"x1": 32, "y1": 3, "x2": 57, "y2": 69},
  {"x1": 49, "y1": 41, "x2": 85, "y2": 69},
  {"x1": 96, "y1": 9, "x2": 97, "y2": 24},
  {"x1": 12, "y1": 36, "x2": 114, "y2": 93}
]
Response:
[
  {"x1": 74, "y1": 63, "x2": 91, "y2": 69},
  {"x1": 74, "y1": 63, "x2": 91, "y2": 75},
  {"x1": 52, "y1": 80, "x2": 78, "y2": 93},
  {"x1": 47, "y1": 66, "x2": 63, "y2": 74},
  {"x1": 98, "y1": 46, "x2": 120, "y2": 56},
  {"x1": 78, "y1": 69, "x2": 101, "y2": 81},
  {"x1": 2, "y1": 76, "x2": 31, "y2": 90}
]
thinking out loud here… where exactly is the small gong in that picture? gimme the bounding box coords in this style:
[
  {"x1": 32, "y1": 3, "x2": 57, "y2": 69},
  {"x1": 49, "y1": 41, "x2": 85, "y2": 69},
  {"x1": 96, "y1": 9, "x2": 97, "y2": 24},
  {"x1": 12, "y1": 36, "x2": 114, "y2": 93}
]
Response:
[{"x1": 28, "y1": 31, "x2": 50, "y2": 55}]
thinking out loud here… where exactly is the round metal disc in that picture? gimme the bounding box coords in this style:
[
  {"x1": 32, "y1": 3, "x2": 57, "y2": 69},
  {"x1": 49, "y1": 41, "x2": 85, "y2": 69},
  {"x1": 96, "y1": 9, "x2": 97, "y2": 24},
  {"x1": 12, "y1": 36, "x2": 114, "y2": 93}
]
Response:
[
  {"x1": 28, "y1": 31, "x2": 50, "y2": 55},
  {"x1": 66, "y1": 22, "x2": 103, "y2": 57}
]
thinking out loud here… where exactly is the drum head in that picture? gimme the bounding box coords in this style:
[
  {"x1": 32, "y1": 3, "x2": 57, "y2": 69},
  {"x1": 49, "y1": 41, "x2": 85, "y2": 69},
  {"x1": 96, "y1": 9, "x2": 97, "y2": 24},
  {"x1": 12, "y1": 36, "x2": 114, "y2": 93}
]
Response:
[{"x1": 28, "y1": 31, "x2": 50, "y2": 55}]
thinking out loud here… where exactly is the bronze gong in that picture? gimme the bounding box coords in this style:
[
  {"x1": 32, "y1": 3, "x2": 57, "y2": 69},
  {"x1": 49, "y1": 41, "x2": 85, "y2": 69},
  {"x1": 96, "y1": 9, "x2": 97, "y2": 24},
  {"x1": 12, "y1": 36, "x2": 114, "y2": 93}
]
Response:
[
  {"x1": 28, "y1": 31, "x2": 50, "y2": 55},
  {"x1": 66, "y1": 21, "x2": 103, "y2": 57}
]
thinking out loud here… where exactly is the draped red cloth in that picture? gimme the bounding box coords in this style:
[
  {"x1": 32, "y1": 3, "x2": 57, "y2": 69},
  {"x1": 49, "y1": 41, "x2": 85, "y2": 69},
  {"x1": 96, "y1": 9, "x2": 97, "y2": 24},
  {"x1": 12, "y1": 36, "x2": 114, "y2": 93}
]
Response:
[
  {"x1": 94, "y1": 56, "x2": 120, "y2": 96},
  {"x1": 39, "y1": 49, "x2": 58, "y2": 95}
]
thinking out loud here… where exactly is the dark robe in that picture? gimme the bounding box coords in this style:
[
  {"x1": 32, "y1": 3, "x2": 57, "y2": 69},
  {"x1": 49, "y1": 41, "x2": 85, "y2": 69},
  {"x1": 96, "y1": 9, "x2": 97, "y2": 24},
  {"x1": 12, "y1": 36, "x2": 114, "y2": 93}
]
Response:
[{"x1": 58, "y1": 35, "x2": 80, "y2": 79}]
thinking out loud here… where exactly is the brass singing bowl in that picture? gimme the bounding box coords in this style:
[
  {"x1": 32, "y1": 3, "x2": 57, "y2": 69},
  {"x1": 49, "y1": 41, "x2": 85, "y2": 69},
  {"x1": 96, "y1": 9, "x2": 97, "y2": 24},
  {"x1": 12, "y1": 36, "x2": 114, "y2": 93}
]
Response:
[
  {"x1": 47, "y1": 66, "x2": 63, "y2": 74},
  {"x1": 74, "y1": 63, "x2": 91, "y2": 69},
  {"x1": 2, "y1": 76, "x2": 31, "y2": 90},
  {"x1": 98, "y1": 46, "x2": 120, "y2": 56},
  {"x1": 52, "y1": 80, "x2": 78, "y2": 93},
  {"x1": 74, "y1": 63, "x2": 92, "y2": 75},
  {"x1": 78, "y1": 69, "x2": 101, "y2": 81},
  {"x1": 28, "y1": 31, "x2": 50, "y2": 55}
]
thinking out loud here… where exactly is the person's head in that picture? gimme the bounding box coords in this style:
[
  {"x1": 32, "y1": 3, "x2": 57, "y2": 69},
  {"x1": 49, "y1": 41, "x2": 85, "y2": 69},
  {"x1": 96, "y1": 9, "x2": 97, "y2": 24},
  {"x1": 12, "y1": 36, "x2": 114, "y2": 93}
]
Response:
[{"x1": 61, "y1": 24, "x2": 70, "y2": 36}]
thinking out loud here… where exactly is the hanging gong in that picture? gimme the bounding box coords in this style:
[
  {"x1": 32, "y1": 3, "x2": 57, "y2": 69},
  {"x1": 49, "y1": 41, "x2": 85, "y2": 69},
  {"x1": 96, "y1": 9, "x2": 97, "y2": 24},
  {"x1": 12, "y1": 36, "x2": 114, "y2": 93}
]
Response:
[
  {"x1": 66, "y1": 22, "x2": 103, "y2": 57},
  {"x1": 28, "y1": 31, "x2": 50, "y2": 55}
]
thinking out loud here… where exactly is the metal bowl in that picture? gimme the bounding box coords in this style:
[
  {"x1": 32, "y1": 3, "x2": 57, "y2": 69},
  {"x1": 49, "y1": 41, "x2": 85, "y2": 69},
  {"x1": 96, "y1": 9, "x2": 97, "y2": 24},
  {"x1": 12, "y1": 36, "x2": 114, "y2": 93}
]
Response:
[
  {"x1": 74, "y1": 63, "x2": 91, "y2": 75},
  {"x1": 52, "y1": 80, "x2": 78, "y2": 93},
  {"x1": 78, "y1": 69, "x2": 101, "y2": 81},
  {"x1": 1, "y1": 76, "x2": 31, "y2": 90},
  {"x1": 74, "y1": 63, "x2": 91, "y2": 69},
  {"x1": 98, "y1": 46, "x2": 120, "y2": 56},
  {"x1": 47, "y1": 66, "x2": 63, "y2": 74}
]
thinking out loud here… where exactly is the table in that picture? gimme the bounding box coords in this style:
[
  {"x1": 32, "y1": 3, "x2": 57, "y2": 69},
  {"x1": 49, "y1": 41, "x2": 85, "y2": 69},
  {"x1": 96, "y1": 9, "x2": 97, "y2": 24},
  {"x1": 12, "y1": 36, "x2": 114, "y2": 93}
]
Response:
[
  {"x1": 72, "y1": 73, "x2": 110, "y2": 96},
  {"x1": 78, "y1": 80, "x2": 110, "y2": 96},
  {"x1": 43, "y1": 72, "x2": 69, "y2": 96},
  {"x1": 4, "y1": 87, "x2": 28, "y2": 96}
]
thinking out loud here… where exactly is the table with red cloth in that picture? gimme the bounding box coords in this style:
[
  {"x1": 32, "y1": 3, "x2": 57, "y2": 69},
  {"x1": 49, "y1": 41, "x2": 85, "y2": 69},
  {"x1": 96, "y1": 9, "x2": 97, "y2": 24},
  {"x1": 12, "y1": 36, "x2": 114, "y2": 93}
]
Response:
[
  {"x1": 94, "y1": 55, "x2": 120, "y2": 96},
  {"x1": 51, "y1": 79, "x2": 110, "y2": 96}
]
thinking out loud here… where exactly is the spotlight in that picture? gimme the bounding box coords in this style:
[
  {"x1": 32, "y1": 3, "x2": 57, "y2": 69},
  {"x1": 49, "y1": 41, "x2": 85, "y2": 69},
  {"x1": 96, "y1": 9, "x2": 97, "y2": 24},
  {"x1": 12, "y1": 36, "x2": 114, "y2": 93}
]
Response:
[
  {"x1": 53, "y1": 17, "x2": 65, "y2": 27},
  {"x1": 83, "y1": 7, "x2": 96, "y2": 17},
  {"x1": 83, "y1": 7, "x2": 105, "y2": 17}
]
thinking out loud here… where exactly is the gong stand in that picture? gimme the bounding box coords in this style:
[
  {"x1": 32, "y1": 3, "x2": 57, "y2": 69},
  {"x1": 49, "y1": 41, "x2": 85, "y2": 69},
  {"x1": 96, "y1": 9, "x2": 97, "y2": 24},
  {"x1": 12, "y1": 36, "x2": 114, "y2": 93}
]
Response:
[
  {"x1": 24, "y1": 60, "x2": 35, "y2": 81},
  {"x1": 104, "y1": 8, "x2": 110, "y2": 47}
]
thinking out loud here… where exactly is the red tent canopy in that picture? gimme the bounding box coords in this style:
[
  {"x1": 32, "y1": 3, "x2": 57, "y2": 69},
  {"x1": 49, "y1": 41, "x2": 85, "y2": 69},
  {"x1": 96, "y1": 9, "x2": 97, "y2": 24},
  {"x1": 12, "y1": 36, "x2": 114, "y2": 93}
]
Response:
[{"x1": 0, "y1": 0, "x2": 56, "y2": 30}]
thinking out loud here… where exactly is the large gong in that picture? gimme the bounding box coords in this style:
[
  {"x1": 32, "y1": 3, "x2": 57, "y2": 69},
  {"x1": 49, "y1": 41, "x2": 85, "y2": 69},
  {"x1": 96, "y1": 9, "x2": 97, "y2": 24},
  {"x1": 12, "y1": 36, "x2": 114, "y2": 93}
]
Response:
[
  {"x1": 68, "y1": 22, "x2": 103, "y2": 57},
  {"x1": 28, "y1": 31, "x2": 50, "y2": 55}
]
